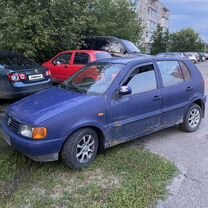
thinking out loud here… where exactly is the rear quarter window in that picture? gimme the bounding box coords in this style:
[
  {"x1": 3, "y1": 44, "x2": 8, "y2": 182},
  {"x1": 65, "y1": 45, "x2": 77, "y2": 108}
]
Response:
[{"x1": 179, "y1": 61, "x2": 191, "y2": 81}]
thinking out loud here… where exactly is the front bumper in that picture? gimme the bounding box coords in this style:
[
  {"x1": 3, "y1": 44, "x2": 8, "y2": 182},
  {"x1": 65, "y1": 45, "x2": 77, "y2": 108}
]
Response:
[{"x1": 0, "y1": 121, "x2": 65, "y2": 162}]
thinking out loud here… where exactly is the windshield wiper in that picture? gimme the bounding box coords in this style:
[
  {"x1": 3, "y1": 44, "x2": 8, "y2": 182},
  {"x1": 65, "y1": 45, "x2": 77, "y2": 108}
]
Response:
[{"x1": 61, "y1": 81, "x2": 83, "y2": 94}]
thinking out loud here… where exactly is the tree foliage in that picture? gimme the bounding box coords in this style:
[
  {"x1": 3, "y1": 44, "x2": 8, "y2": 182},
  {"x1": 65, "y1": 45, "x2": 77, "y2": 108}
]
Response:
[
  {"x1": 0, "y1": 0, "x2": 90, "y2": 63},
  {"x1": 87, "y1": 0, "x2": 144, "y2": 45},
  {"x1": 151, "y1": 25, "x2": 169, "y2": 55},
  {"x1": 0, "y1": 0, "x2": 143, "y2": 63},
  {"x1": 151, "y1": 27, "x2": 204, "y2": 54},
  {"x1": 169, "y1": 28, "x2": 204, "y2": 52}
]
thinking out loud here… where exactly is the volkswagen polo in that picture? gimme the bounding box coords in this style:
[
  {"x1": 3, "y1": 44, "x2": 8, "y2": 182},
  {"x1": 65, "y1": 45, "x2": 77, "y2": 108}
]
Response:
[{"x1": 1, "y1": 57, "x2": 206, "y2": 169}]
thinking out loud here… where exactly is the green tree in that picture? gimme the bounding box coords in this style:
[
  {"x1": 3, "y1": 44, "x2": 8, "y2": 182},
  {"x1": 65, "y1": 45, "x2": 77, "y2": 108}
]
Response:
[
  {"x1": 151, "y1": 25, "x2": 169, "y2": 55},
  {"x1": 0, "y1": 0, "x2": 144, "y2": 63},
  {"x1": 169, "y1": 28, "x2": 204, "y2": 52},
  {"x1": 0, "y1": 0, "x2": 90, "y2": 63},
  {"x1": 87, "y1": 0, "x2": 144, "y2": 46}
]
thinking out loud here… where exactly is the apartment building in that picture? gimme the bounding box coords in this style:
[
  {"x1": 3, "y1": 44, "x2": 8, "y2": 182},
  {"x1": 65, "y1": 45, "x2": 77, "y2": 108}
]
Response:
[{"x1": 129, "y1": 0, "x2": 170, "y2": 53}]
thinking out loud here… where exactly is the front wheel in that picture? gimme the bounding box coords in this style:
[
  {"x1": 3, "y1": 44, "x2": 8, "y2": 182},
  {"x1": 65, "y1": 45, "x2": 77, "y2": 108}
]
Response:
[
  {"x1": 61, "y1": 128, "x2": 98, "y2": 170},
  {"x1": 180, "y1": 104, "x2": 202, "y2": 132}
]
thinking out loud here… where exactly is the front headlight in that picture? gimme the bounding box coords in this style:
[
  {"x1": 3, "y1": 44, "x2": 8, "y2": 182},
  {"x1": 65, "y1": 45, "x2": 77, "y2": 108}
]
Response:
[
  {"x1": 19, "y1": 125, "x2": 48, "y2": 140},
  {"x1": 19, "y1": 125, "x2": 33, "y2": 138}
]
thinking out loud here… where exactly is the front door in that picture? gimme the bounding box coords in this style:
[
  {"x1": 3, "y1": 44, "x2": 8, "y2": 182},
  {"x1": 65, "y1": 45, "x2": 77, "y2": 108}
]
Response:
[
  {"x1": 50, "y1": 52, "x2": 73, "y2": 82},
  {"x1": 108, "y1": 62, "x2": 162, "y2": 142}
]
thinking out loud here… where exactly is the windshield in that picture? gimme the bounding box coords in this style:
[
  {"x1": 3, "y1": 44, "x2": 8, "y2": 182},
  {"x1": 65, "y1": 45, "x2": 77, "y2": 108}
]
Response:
[
  {"x1": 0, "y1": 54, "x2": 39, "y2": 70},
  {"x1": 61, "y1": 63, "x2": 124, "y2": 95},
  {"x1": 122, "y1": 40, "x2": 141, "y2": 53}
]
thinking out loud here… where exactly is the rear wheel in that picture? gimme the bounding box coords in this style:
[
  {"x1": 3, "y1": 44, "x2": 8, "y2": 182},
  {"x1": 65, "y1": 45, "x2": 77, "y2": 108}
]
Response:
[
  {"x1": 61, "y1": 128, "x2": 98, "y2": 170},
  {"x1": 180, "y1": 104, "x2": 202, "y2": 132}
]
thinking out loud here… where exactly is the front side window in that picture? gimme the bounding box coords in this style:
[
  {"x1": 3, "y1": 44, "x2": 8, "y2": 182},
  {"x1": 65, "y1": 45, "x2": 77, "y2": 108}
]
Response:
[
  {"x1": 108, "y1": 40, "x2": 125, "y2": 53},
  {"x1": 53, "y1": 53, "x2": 72, "y2": 65},
  {"x1": 74, "y1": 53, "x2": 89, "y2": 65},
  {"x1": 61, "y1": 63, "x2": 124, "y2": 95},
  {"x1": 124, "y1": 64, "x2": 157, "y2": 94},
  {"x1": 157, "y1": 61, "x2": 184, "y2": 87}
]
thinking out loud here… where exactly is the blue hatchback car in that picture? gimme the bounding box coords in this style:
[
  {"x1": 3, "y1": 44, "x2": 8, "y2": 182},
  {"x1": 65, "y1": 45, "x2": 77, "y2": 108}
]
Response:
[{"x1": 1, "y1": 57, "x2": 206, "y2": 169}]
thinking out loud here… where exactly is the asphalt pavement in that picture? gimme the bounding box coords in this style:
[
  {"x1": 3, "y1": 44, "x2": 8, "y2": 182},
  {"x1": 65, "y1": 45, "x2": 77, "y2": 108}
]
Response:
[{"x1": 142, "y1": 62, "x2": 208, "y2": 208}]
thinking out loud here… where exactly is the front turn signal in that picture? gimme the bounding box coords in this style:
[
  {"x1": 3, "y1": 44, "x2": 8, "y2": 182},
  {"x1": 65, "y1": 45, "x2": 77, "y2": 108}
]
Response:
[{"x1": 32, "y1": 127, "x2": 48, "y2": 140}]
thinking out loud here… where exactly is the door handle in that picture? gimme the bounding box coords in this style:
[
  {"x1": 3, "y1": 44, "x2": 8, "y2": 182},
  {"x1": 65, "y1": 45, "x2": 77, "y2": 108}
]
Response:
[
  {"x1": 64, "y1": 65, "x2": 68, "y2": 68},
  {"x1": 153, "y1": 95, "x2": 161, "y2": 101},
  {"x1": 186, "y1": 86, "x2": 193, "y2": 91}
]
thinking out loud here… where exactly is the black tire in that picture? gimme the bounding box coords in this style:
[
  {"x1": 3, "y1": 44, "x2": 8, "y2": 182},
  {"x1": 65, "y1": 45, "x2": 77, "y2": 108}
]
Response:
[
  {"x1": 61, "y1": 128, "x2": 98, "y2": 170},
  {"x1": 180, "y1": 104, "x2": 202, "y2": 132}
]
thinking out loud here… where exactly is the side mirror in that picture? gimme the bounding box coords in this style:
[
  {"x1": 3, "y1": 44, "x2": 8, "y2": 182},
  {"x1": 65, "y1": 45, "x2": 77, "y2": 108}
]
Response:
[
  {"x1": 118, "y1": 86, "x2": 132, "y2": 96},
  {"x1": 53, "y1": 60, "x2": 61, "y2": 65},
  {"x1": 53, "y1": 60, "x2": 57, "y2": 65}
]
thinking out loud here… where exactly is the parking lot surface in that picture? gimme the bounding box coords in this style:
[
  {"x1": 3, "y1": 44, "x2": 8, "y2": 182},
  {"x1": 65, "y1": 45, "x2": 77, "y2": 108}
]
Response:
[
  {"x1": 0, "y1": 62, "x2": 208, "y2": 207},
  {"x1": 142, "y1": 62, "x2": 208, "y2": 208}
]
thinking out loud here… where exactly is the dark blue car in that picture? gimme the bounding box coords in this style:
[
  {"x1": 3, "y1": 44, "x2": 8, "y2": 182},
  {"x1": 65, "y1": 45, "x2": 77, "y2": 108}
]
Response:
[
  {"x1": 0, "y1": 51, "x2": 52, "y2": 99},
  {"x1": 1, "y1": 57, "x2": 206, "y2": 169}
]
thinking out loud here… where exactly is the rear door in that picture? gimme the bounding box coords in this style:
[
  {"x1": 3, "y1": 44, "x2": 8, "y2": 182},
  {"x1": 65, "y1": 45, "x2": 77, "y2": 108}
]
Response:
[
  {"x1": 156, "y1": 60, "x2": 191, "y2": 127},
  {"x1": 68, "y1": 52, "x2": 91, "y2": 80}
]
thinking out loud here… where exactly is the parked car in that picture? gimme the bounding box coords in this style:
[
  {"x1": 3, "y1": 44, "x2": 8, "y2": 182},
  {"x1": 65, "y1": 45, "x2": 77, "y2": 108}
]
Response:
[
  {"x1": 1, "y1": 57, "x2": 206, "y2": 169},
  {"x1": 199, "y1": 53, "x2": 206, "y2": 62},
  {"x1": 81, "y1": 36, "x2": 143, "y2": 57},
  {"x1": 0, "y1": 51, "x2": 52, "y2": 99},
  {"x1": 205, "y1": 53, "x2": 208, "y2": 60},
  {"x1": 157, "y1": 52, "x2": 188, "y2": 59},
  {"x1": 42, "y1": 50, "x2": 112, "y2": 83},
  {"x1": 185, "y1": 52, "x2": 197, "y2": 64}
]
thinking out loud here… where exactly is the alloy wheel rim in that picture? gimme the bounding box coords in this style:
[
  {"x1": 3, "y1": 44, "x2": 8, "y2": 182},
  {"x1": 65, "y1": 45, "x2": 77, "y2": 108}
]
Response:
[
  {"x1": 76, "y1": 134, "x2": 95, "y2": 163},
  {"x1": 188, "y1": 108, "x2": 200, "y2": 129}
]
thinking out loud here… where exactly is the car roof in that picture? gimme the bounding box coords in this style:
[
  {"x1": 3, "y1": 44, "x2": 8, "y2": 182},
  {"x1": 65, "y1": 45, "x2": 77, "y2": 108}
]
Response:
[
  {"x1": 59, "y1": 50, "x2": 109, "y2": 54},
  {"x1": 92, "y1": 56, "x2": 186, "y2": 65}
]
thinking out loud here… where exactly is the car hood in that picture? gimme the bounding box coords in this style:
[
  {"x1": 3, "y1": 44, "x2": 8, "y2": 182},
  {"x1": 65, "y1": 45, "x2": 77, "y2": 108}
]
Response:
[{"x1": 8, "y1": 87, "x2": 97, "y2": 125}]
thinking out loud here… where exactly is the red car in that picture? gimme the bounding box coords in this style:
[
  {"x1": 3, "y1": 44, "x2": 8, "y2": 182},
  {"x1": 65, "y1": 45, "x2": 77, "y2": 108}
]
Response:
[{"x1": 42, "y1": 50, "x2": 111, "y2": 83}]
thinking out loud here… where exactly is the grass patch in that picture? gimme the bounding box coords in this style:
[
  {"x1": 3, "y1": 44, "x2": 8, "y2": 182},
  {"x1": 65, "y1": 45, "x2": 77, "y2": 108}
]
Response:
[{"x1": 0, "y1": 137, "x2": 177, "y2": 208}]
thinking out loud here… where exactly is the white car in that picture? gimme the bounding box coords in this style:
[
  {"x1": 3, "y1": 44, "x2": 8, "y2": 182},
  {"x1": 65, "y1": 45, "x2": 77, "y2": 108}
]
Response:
[{"x1": 185, "y1": 53, "x2": 197, "y2": 64}]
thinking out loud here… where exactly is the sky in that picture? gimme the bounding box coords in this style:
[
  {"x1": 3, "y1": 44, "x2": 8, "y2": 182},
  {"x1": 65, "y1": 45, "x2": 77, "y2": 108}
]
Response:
[{"x1": 162, "y1": 0, "x2": 208, "y2": 42}]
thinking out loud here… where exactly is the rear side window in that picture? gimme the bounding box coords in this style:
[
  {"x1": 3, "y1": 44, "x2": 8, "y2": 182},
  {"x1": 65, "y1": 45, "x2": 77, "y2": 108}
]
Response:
[
  {"x1": 179, "y1": 61, "x2": 191, "y2": 81},
  {"x1": 157, "y1": 61, "x2": 184, "y2": 87},
  {"x1": 94, "y1": 39, "x2": 109, "y2": 50},
  {"x1": 96, "y1": 52, "x2": 112, "y2": 60},
  {"x1": 74, "y1": 53, "x2": 89, "y2": 65},
  {"x1": 124, "y1": 64, "x2": 157, "y2": 94}
]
